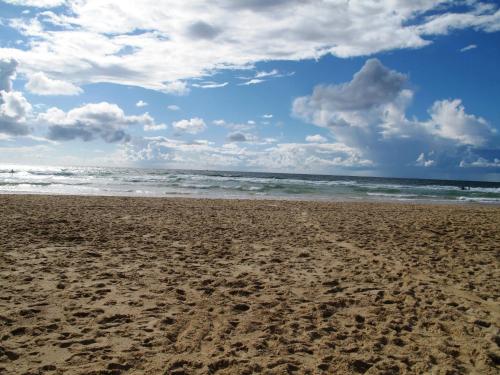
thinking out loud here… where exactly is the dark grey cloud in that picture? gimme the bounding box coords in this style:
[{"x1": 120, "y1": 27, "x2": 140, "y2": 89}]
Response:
[
  {"x1": 48, "y1": 123, "x2": 130, "y2": 143},
  {"x1": 227, "y1": 132, "x2": 249, "y2": 142},
  {"x1": 306, "y1": 59, "x2": 407, "y2": 112},
  {"x1": 81, "y1": 59, "x2": 145, "y2": 81},
  {"x1": 186, "y1": 21, "x2": 221, "y2": 40},
  {"x1": 0, "y1": 113, "x2": 31, "y2": 136}
]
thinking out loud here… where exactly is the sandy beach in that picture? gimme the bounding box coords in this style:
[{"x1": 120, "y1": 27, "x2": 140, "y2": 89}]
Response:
[{"x1": 0, "y1": 195, "x2": 499, "y2": 374}]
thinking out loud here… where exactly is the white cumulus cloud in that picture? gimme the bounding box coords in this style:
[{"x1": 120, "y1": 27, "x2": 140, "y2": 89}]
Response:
[
  {"x1": 1, "y1": 90, "x2": 32, "y2": 135},
  {"x1": 306, "y1": 134, "x2": 327, "y2": 143},
  {"x1": 416, "y1": 152, "x2": 436, "y2": 167},
  {"x1": 0, "y1": 58, "x2": 32, "y2": 136},
  {"x1": 293, "y1": 58, "x2": 498, "y2": 174},
  {"x1": 25, "y1": 72, "x2": 83, "y2": 95},
  {"x1": 144, "y1": 123, "x2": 167, "y2": 132},
  {"x1": 0, "y1": 59, "x2": 18, "y2": 92},
  {"x1": 460, "y1": 157, "x2": 500, "y2": 168},
  {"x1": 172, "y1": 117, "x2": 206, "y2": 134},
  {"x1": 38, "y1": 102, "x2": 164, "y2": 142},
  {"x1": 425, "y1": 99, "x2": 494, "y2": 147}
]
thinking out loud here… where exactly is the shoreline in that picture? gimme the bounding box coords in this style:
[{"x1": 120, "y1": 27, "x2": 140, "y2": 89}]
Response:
[
  {"x1": 1, "y1": 195, "x2": 499, "y2": 374},
  {"x1": 1, "y1": 191, "x2": 499, "y2": 206}
]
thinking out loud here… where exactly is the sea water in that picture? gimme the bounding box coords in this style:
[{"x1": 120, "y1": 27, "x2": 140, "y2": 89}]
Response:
[{"x1": 1, "y1": 165, "x2": 499, "y2": 204}]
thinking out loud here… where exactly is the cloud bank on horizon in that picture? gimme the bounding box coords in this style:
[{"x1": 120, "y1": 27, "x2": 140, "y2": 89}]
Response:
[{"x1": 0, "y1": 0, "x2": 499, "y2": 180}]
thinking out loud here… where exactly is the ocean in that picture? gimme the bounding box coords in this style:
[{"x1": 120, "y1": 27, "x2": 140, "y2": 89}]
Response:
[{"x1": 1, "y1": 165, "x2": 499, "y2": 204}]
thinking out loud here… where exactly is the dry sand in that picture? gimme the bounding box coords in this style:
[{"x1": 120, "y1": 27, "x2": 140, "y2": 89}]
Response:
[{"x1": 0, "y1": 195, "x2": 499, "y2": 374}]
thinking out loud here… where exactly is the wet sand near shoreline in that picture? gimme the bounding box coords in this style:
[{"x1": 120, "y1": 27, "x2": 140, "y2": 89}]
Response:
[{"x1": 0, "y1": 195, "x2": 499, "y2": 374}]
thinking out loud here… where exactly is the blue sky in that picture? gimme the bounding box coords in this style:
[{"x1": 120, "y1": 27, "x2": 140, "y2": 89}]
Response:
[{"x1": 0, "y1": 0, "x2": 499, "y2": 181}]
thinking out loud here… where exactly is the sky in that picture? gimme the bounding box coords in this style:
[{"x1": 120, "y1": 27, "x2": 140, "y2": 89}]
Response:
[{"x1": 0, "y1": 0, "x2": 499, "y2": 181}]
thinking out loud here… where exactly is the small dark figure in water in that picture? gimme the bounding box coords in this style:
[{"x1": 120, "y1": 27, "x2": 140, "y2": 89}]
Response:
[
  {"x1": 460, "y1": 185, "x2": 471, "y2": 191},
  {"x1": 10, "y1": 169, "x2": 14, "y2": 174}
]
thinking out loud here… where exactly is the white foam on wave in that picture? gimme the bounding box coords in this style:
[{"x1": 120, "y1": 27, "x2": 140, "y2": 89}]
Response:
[{"x1": 458, "y1": 196, "x2": 500, "y2": 203}]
